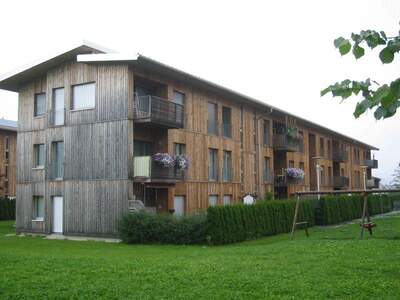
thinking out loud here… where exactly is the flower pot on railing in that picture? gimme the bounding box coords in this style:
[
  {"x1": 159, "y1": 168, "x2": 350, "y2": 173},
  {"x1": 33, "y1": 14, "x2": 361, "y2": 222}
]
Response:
[{"x1": 286, "y1": 168, "x2": 305, "y2": 184}]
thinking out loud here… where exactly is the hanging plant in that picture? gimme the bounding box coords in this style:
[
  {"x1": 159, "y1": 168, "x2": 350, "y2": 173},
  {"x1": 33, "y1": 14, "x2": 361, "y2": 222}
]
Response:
[
  {"x1": 152, "y1": 153, "x2": 175, "y2": 168},
  {"x1": 286, "y1": 126, "x2": 298, "y2": 139},
  {"x1": 175, "y1": 155, "x2": 189, "y2": 170},
  {"x1": 286, "y1": 168, "x2": 305, "y2": 181}
]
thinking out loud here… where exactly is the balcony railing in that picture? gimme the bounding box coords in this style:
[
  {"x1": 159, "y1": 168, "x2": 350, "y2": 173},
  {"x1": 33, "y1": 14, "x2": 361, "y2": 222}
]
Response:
[
  {"x1": 367, "y1": 177, "x2": 380, "y2": 189},
  {"x1": 274, "y1": 175, "x2": 304, "y2": 187},
  {"x1": 332, "y1": 150, "x2": 348, "y2": 162},
  {"x1": 333, "y1": 176, "x2": 349, "y2": 189},
  {"x1": 134, "y1": 95, "x2": 184, "y2": 128},
  {"x1": 273, "y1": 134, "x2": 303, "y2": 152},
  {"x1": 48, "y1": 109, "x2": 66, "y2": 127},
  {"x1": 364, "y1": 159, "x2": 378, "y2": 169},
  {"x1": 133, "y1": 156, "x2": 184, "y2": 182}
]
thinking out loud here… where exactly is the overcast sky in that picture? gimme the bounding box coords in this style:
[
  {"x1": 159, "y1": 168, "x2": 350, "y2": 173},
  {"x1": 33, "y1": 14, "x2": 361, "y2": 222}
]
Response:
[{"x1": 0, "y1": 0, "x2": 399, "y2": 184}]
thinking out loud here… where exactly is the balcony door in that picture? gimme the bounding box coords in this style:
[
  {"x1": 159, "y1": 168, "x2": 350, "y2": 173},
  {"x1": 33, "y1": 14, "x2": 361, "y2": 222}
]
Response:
[{"x1": 53, "y1": 88, "x2": 64, "y2": 126}]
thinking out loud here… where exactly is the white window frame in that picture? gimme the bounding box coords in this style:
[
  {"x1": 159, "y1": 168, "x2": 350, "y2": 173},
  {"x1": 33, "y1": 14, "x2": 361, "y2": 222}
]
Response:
[{"x1": 71, "y1": 82, "x2": 96, "y2": 111}]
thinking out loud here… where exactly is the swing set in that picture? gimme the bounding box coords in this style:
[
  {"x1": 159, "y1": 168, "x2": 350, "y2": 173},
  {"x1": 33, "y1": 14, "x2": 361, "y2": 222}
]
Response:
[{"x1": 290, "y1": 188, "x2": 400, "y2": 239}]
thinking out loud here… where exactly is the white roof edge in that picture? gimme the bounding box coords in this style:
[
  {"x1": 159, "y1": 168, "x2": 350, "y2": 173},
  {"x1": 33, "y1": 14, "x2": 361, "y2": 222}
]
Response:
[
  {"x1": 0, "y1": 40, "x2": 113, "y2": 82},
  {"x1": 77, "y1": 53, "x2": 139, "y2": 63}
]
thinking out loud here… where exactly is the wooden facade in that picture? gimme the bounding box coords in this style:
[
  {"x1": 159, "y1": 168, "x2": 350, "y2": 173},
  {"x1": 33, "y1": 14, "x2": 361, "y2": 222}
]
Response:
[
  {"x1": 0, "y1": 123, "x2": 17, "y2": 197},
  {"x1": 0, "y1": 44, "x2": 379, "y2": 236}
]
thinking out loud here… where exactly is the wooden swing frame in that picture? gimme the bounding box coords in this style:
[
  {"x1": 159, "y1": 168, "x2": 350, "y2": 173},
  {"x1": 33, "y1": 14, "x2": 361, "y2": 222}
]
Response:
[{"x1": 290, "y1": 188, "x2": 400, "y2": 239}]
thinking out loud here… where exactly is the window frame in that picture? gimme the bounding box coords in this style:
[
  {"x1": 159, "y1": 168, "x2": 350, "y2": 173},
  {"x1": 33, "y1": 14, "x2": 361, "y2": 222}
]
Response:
[
  {"x1": 33, "y1": 144, "x2": 45, "y2": 169},
  {"x1": 207, "y1": 102, "x2": 218, "y2": 135},
  {"x1": 222, "y1": 106, "x2": 232, "y2": 138},
  {"x1": 223, "y1": 195, "x2": 232, "y2": 206},
  {"x1": 34, "y1": 93, "x2": 46, "y2": 117},
  {"x1": 208, "y1": 148, "x2": 219, "y2": 181},
  {"x1": 222, "y1": 150, "x2": 232, "y2": 182},
  {"x1": 208, "y1": 195, "x2": 218, "y2": 207},
  {"x1": 71, "y1": 82, "x2": 96, "y2": 111},
  {"x1": 33, "y1": 196, "x2": 45, "y2": 221}
]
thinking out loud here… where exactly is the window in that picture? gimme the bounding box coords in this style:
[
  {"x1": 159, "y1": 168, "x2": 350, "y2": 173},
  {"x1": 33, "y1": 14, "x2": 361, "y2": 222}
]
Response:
[
  {"x1": 72, "y1": 82, "x2": 95, "y2": 110},
  {"x1": 208, "y1": 148, "x2": 218, "y2": 181},
  {"x1": 223, "y1": 150, "x2": 232, "y2": 182},
  {"x1": 5, "y1": 165, "x2": 8, "y2": 178},
  {"x1": 52, "y1": 141, "x2": 64, "y2": 179},
  {"x1": 327, "y1": 140, "x2": 332, "y2": 158},
  {"x1": 207, "y1": 102, "x2": 218, "y2": 135},
  {"x1": 33, "y1": 196, "x2": 44, "y2": 221},
  {"x1": 134, "y1": 140, "x2": 153, "y2": 156},
  {"x1": 263, "y1": 120, "x2": 271, "y2": 146},
  {"x1": 209, "y1": 195, "x2": 218, "y2": 207},
  {"x1": 222, "y1": 106, "x2": 232, "y2": 138},
  {"x1": 320, "y1": 137, "x2": 324, "y2": 157},
  {"x1": 34, "y1": 144, "x2": 45, "y2": 168},
  {"x1": 173, "y1": 91, "x2": 185, "y2": 106},
  {"x1": 299, "y1": 162, "x2": 305, "y2": 171},
  {"x1": 34, "y1": 93, "x2": 46, "y2": 117},
  {"x1": 5, "y1": 136, "x2": 9, "y2": 151},
  {"x1": 223, "y1": 195, "x2": 232, "y2": 205},
  {"x1": 328, "y1": 166, "x2": 332, "y2": 185},
  {"x1": 52, "y1": 88, "x2": 65, "y2": 126},
  {"x1": 298, "y1": 130, "x2": 304, "y2": 152},
  {"x1": 264, "y1": 157, "x2": 271, "y2": 182},
  {"x1": 174, "y1": 143, "x2": 186, "y2": 156},
  {"x1": 289, "y1": 160, "x2": 294, "y2": 168}
]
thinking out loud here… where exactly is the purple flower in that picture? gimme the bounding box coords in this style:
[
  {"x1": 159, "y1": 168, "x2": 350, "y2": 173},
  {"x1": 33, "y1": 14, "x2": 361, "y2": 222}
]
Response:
[
  {"x1": 153, "y1": 153, "x2": 175, "y2": 168},
  {"x1": 175, "y1": 155, "x2": 189, "y2": 170},
  {"x1": 286, "y1": 168, "x2": 305, "y2": 180}
]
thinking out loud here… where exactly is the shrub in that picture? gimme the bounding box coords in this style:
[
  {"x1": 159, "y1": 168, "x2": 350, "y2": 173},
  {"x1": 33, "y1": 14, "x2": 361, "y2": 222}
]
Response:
[
  {"x1": 206, "y1": 199, "x2": 316, "y2": 245},
  {"x1": 0, "y1": 197, "x2": 16, "y2": 221},
  {"x1": 117, "y1": 211, "x2": 206, "y2": 245}
]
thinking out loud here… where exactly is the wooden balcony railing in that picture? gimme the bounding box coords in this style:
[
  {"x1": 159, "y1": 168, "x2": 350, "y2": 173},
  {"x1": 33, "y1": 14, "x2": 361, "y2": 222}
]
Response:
[
  {"x1": 332, "y1": 150, "x2": 348, "y2": 162},
  {"x1": 333, "y1": 176, "x2": 349, "y2": 189},
  {"x1": 134, "y1": 95, "x2": 184, "y2": 128},
  {"x1": 364, "y1": 159, "x2": 378, "y2": 169},
  {"x1": 273, "y1": 134, "x2": 303, "y2": 152},
  {"x1": 133, "y1": 156, "x2": 184, "y2": 182}
]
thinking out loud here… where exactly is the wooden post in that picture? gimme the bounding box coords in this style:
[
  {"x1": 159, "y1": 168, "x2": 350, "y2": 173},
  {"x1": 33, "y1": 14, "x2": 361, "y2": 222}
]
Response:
[
  {"x1": 360, "y1": 192, "x2": 368, "y2": 240},
  {"x1": 291, "y1": 195, "x2": 300, "y2": 238}
]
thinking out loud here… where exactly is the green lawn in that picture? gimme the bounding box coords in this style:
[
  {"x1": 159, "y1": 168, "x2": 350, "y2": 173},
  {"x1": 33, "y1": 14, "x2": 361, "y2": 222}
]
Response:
[{"x1": 1, "y1": 215, "x2": 400, "y2": 299}]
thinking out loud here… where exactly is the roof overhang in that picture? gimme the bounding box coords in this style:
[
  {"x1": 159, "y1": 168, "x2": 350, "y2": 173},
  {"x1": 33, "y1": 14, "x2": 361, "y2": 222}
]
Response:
[{"x1": 0, "y1": 41, "x2": 112, "y2": 92}]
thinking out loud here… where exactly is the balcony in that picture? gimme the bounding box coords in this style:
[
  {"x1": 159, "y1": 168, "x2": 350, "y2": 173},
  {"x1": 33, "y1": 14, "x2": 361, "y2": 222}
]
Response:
[
  {"x1": 332, "y1": 150, "x2": 348, "y2": 162},
  {"x1": 364, "y1": 159, "x2": 378, "y2": 169},
  {"x1": 273, "y1": 134, "x2": 303, "y2": 152},
  {"x1": 274, "y1": 175, "x2": 304, "y2": 187},
  {"x1": 333, "y1": 176, "x2": 349, "y2": 189},
  {"x1": 134, "y1": 95, "x2": 184, "y2": 129},
  {"x1": 133, "y1": 156, "x2": 184, "y2": 183},
  {"x1": 367, "y1": 177, "x2": 380, "y2": 189}
]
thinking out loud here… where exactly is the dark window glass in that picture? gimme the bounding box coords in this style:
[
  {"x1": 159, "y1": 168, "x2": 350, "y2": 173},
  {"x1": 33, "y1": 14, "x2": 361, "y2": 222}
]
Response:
[
  {"x1": 263, "y1": 120, "x2": 270, "y2": 146},
  {"x1": 207, "y1": 103, "x2": 218, "y2": 135},
  {"x1": 34, "y1": 144, "x2": 45, "y2": 167},
  {"x1": 34, "y1": 93, "x2": 46, "y2": 117},
  {"x1": 222, "y1": 106, "x2": 232, "y2": 138},
  {"x1": 209, "y1": 148, "x2": 218, "y2": 181},
  {"x1": 174, "y1": 143, "x2": 186, "y2": 156},
  {"x1": 264, "y1": 157, "x2": 271, "y2": 182},
  {"x1": 134, "y1": 140, "x2": 153, "y2": 156},
  {"x1": 223, "y1": 151, "x2": 232, "y2": 181}
]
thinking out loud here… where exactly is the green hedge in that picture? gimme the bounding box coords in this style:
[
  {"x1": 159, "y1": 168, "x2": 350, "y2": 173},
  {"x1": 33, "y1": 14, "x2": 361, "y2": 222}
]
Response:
[
  {"x1": 118, "y1": 212, "x2": 206, "y2": 244},
  {"x1": 316, "y1": 194, "x2": 394, "y2": 226},
  {"x1": 206, "y1": 199, "x2": 316, "y2": 245},
  {"x1": 0, "y1": 197, "x2": 16, "y2": 221}
]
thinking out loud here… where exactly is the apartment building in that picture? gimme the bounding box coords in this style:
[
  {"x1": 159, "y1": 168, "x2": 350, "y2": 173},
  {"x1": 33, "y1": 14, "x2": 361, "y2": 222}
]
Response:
[
  {"x1": 0, "y1": 43, "x2": 379, "y2": 236},
  {"x1": 0, "y1": 119, "x2": 17, "y2": 198}
]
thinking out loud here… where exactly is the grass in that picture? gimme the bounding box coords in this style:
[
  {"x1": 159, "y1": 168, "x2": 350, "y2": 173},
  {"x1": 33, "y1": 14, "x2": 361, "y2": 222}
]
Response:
[{"x1": 1, "y1": 215, "x2": 400, "y2": 299}]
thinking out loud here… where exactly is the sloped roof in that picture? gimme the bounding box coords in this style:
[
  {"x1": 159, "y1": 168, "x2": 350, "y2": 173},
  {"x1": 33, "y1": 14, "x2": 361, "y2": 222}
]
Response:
[
  {"x1": 0, "y1": 44, "x2": 378, "y2": 150},
  {"x1": 0, "y1": 118, "x2": 17, "y2": 131}
]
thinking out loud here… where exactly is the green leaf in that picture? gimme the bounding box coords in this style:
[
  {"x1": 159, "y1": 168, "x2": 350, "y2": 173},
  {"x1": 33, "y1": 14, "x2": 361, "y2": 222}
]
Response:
[
  {"x1": 380, "y1": 31, "x2": 387, "y2": 41},
  {"x1": 372, "y1": 84, "x2": 390, "y2": 104},
  {"x1": 339, "y1": 40, "x2": 351, "y2": 56},
  {"x1": 334, "y1": 37, "x2": 346, "y2": 48},
  {"x1": 374, "y1": 106, "x2": 387, "y2": 119},
  {"x1": 379, "y1": 47, "x2": 394, "y2": 63},
  {"x1": 320, "y1": 87, "x2": 331, "y2": 97},
  {"x1": 352, "y1": 44, "x2": 365, "y2": 59},
  {"x1": 353, "y1": 99, "x2": 371, "y2": 118}
]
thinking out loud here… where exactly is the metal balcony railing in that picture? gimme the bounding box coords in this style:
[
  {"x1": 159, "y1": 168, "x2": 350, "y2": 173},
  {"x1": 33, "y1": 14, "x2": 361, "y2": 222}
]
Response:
[
  {"x1": 134, "y1": 95, "x2": 184, "y2": 128},
  {"x1": 133, "y1": 156, "x2": 184, "y2": 182},
  {"x1": 273, "y1": 134, "x2": 303, "y2": 152},
  {"x1": 367, "y1": 177, "x2": 380, "y2": 189},
  {"x1": 274, "y1": 175, "x2": 304, "y2": 187},
  {"x1": 364, "y1": 159, "x2": 378, "y2": 169},
  {"x1": 333, "y1": 176, "x2": 349, "y2": 189},
  {"x1": 332, "y1": 150, "x2": 348, "y2": 162}
]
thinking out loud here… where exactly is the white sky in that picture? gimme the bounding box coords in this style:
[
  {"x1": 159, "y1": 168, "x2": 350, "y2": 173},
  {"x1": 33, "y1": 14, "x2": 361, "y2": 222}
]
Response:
[{"x1": 0, "y1": 0, "x2": 399, "y2": 184}]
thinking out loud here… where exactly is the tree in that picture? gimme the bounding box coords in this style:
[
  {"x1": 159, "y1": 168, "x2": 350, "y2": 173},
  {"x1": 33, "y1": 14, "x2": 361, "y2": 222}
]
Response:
[
  {"x1": 391, "y1": 163, "x2": 400, "y2": 188},
  {"x1": 321, "y1": 25, "x2": 400, "y2": 120}
]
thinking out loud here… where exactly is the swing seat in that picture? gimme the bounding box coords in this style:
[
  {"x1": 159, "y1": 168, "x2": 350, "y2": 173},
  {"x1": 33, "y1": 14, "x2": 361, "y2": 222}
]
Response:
[{"x1": 361, "y1": 222, "x2": 376, "y2": 230}]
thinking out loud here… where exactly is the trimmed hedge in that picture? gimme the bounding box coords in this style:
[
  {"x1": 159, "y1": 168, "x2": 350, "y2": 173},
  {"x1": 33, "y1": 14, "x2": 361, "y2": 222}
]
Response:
[
  {"x1": 311, "y1": 194, "x2": 394, "y2": 226},
  {"x1": 206, "y1": 199, "x2": 316, "y2": 245},
  {"x1": 0, "y1": 197, "x2": 16, "y2": 221},
  {"x1": 117, "y1": 212, "x2": 206, "y2": 244}
]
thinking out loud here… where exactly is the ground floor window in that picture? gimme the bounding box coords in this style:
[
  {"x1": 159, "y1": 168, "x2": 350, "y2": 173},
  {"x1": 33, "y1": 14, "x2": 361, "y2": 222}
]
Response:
[
  {"x1": 209, "y1": 195, "x2": 218, "y2": 207},
  {"x1": 223, "y1": 195, "x2": 232, "y2": 205},
  {"x1": 33, "y1": 196, "x2": 44, "y2": 221}
]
